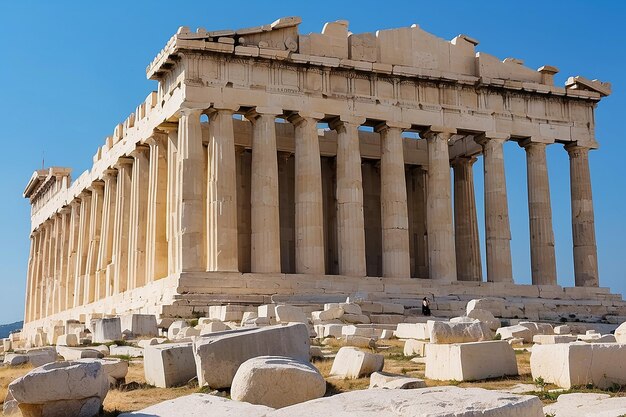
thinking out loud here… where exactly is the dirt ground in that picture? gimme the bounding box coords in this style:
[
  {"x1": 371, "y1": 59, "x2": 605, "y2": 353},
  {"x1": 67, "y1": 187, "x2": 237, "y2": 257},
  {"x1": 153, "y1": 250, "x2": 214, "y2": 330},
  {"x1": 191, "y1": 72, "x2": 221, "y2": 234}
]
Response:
[{"x1": 1, "y1": 339, "x2": 625, "y2": 416}]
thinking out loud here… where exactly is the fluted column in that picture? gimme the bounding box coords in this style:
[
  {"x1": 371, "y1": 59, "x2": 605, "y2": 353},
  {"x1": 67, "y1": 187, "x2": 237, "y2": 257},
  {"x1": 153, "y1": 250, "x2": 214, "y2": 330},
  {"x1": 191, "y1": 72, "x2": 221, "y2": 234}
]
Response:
[
  {"x1": 96, "y1": 170, "x2": 117, "y2": 299},
  {"x1": 452, "y1": 156, "x2": 482, "y2": 281},
  {"x1": 422, "y1": 127, "x2": 457, "y2": 282},
  {"x1": 565, "y1": 144, "x2": 599, "y2": 287},
  {"x1": 85, "y1": 181, "x2": 104, "y2": 304},
  {"x1": 58, "y1": 208, "x2": 70, "y2": 311},
  {"x1": 112, "y1": 158, "x2": 133, "y2": 294},
  {"x1": 521, "y1": 140, "x2": 557, "y2": 285},
  {"x1": 73, "y1": 192, "x2": 91, "y2": 308},
  {"x1": 375, "y1": 121, "x2": 411, "y2": 278},
  {"x1": 66, "y1": 200, "x2": 80, "y2": 310},
  {"x1": 25, "y1": 232, "x2": 38, "y2": 322},
  {"x1": 475, "y1": 133, "x2": 514, "y2": 283},
  {"x1": 331, "y1": 116, "x2": 367, "y2": 277},
  {"x1": 51, "y1": 214, "x2": 62, "y2": 314},
  {"x1": 146, "y1": 132, "x2": 169, "y2": 281},
  {"x1": 128, "y1": 145, "x2": 150, "y2": 289},
  {"x1": 247, "y1": 108, "x2": 281, "y2": 273},
  {"x1": 37, "y1": 224, "x2": 49, "y2": 319},
  {"x1": 206, "y1": 108, "x2": 238, "y2": 272},
  {"x1": 288, "y1": 112, "x2": 325, "y2": 275},
  {"x1": 164, "y1": 126, "x2": 180, "y2": 275}
]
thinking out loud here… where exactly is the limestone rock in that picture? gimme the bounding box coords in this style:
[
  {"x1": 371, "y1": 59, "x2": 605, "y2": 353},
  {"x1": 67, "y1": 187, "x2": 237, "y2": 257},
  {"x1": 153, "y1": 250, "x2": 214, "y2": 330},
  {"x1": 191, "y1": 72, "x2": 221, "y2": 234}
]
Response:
[
  {"x1": 199, "y1": 321, "x2": 230, "y2": 335},
  {"x1": 543, "y1": 392, "x2": 626, "y2": 417},
  {"x1": 120, "y1": 314, "x2": 158, "y2": 337},
  {"x1": 110, "y1": 345, "x2": 143, "y2": 358},
  {"x1": 93, "y1": 318, "x2": 122, "y2": 343},
  {"x1": 429, "y1": 320, "x2": 492, "y2": 344},
  {"x1": 56, "y1": 345, "x2": 104, "y2": 360},
  {"x1": 3, "y1": 390, "x2": 19, "y2": 415},
  {"x1": 467, "y1": 309, "x2": 501, "y2": 331},
  {"x1": 144, "y1": 342, "x2": 196, "y2": 388},
  {"x1": 167, "y1": 320, "x2": 188, "y2": 340},
  {"x1": 614, "y1": 322, "x2": 626, "y2": 344},
  {"x1": 76, "y1": 358, "x2": 128, "y2": 386},
  {"x1": 342, "y1": 313, "x2": 370, "y2": 324},
  {"x1": 56, "y1": 334, "x2": 78, "y2": 347},
  {"x1": 496, "y1": 325, "x2": 533, "y2": 343},
  {"x1": 426, "y1": 341, "x2": 518, "y2": 381},
  {"x1": 368, "y1": 372, "x2": 425, "y2": 389},
  {"x1": 117, "y1": 393, "x2": 275, "y2": 417},
  {"x1": 554, "y1": 325, "x2": 571, "y2": 335},
  {"x1": 8, "y1": 361, "x2": 109, "y2": 417},
  {"x1": 275, "y1": 305, "x2": 308, "y2": 324},
  {"x1": 403, "y1": 339, "x2": 426, "y2": 356},
  {"x1": 193, "y1": 323, "x2": 310, "y2": 388},
  {"x1": 531, "y1": 342, "x2": 626, "y2": 389},
  {"x1": 269, "y1": 386, "x2": 544, "y2": 416},
  {"x1": 532, "y1": 334, "x2": 577, "y2": 344},
  {"x1": 394, "y1": 323, "x2": 429, "y2": 340},
  {"x1": 343, "y1": 335, "x2": 376, "y2": 348},
  {"x1": 26, "y1": 348, "x2": 58, "y2": 367},
  {"x1": 231, "y1": 356, "x2": 326, "y2": 408},
  {"x1": 4, "y1": 353, "x2": 29, "y2": 366},
  {"x1": 466, "y1": 298, "x2": 506, "y2": 316},
  {"x1": 329, "y1": 347, "x2": 383, "y2": 379}
]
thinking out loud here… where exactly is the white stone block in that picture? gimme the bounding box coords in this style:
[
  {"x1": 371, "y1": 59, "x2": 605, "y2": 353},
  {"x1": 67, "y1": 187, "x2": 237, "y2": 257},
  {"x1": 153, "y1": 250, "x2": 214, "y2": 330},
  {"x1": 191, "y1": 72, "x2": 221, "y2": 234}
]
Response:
[
  {"x1": 144, "y1": 342, "x2": 196, "y2": 388},
  {"x1": 57, "y1": 346, "x2": 104, "y2": 361},
  {"x1": 199, "y1": 321, "x2": 230, "y2": 335},
  {"x1": 429, "y1": 321, "x2": 492, "y2": 344},
  {"x1": 425, "y1": 341, "x2": 518, "y2": 381},
  {"x1": 268, "y1": 386, "x2": 543, "y2": 416},
  {"x1": 467, "y1": 309, "x2": 501, "y2": 331},
  {"x1": 394, "y1": 323, "x2": 429, "y2": 340},
  {"x1": 532, "y1": 334, "x2": 577, "y2": 344},
  {"x1": 554, "y1": 325, "x2": 571, "y2": 335},
  {"x1": 543, "y1": 392, "x2": 626, "y2": 417},
  {"x1": 329, "y1": 347, "x2": 384, "y2": 379},
  {"x1": 193, "y1": 324, "x2": 310, "y2": 388},
  {"x1": 403, "y1": 339, "x2": 426, "y2": 357},
  {"x1": 93, "y1": 318, "x2": 122, "y2": 343},
  {"x1": 342, "y1": 313, "x2": 370, "y2": 324},
  {"x1": 117, "y1": 393, "x2": 274, "y2": 417},
  {"x1": 531, "y1": 343, "x2": 626, "y2": 389},
  {"x1": 466, "y1": 298, "x2": 506, "y2": 316},
  {"x1": 120, "y1": 314, "x2": 158, "y2": 337},
  {"x1": 167, "y1": 320, "x2": 188, "y2": 340},
  {"x1": 380, "y1": 303, "x2": 404, "y2": 315},
  {"x1": 56, "y1": 334, "x2": 79, "y2": 347},
  {"x1": 275, "y1": 305, "x2": 308, "y2": 324},
  {"x1": 76, "y1": 358, "x2": 128, "y2": 386},
  {"x1": 231, "y1": 356, "x2": 326, "y2": 408},
  {"x1": 496, "y1": 325, "x2": 533, "y2": 343},
  {"x1": 343, "y1": 335, "x2": 376, "y2": 348},
  {"x1": 258, "y1": 304, "x2": 277, "y2": 319},
  {"x1": 368, "y1": 371, "x2": 425, "y2": 389}
]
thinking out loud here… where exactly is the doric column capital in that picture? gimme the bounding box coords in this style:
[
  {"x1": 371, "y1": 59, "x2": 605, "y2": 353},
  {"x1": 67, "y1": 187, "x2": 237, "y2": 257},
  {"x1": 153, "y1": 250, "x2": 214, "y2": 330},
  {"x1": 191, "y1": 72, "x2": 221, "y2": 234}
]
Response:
[
  {"x1": 564, "y1": 142, "x2": 592, "y2": 158},
  {"x1": 77, "y1": 190, "x2": 92, "y2": 200},
  {"x1": 129, "y1": 144, "x2": 150, "y2": 158},
  {"x1": 102, "y1": 168, "x2": 118, "y2": 181},
  {"x1": 179, "y1": 107, "x2": 204, "y2": 118},
  {"x1": 474, "y1": 131, "x2": 509, "y2": 146},
  {"x1": 156, "y1": 122, "x2": 179, "y2": 133},
  {"x1": 144, "y1": 130, "x2": 168, "y2": 147},
  {"x1": 329, "y1": 115, "x2": 366, "y2": 131},
  {"x1": 451, "y1": 155, "x2": 478, "y2": 167},
  {"x1": 287, "y1": 110, "x2": 324, "y2": 126},
  {"x1": 87, "y1": 180, "x2": 105, "y2": 192},
  {"x1": 113, "y1": 157, "x2": 134, "y2": 170},
  {"x1": 245, "y1": 107, "x2": 282, "y2": 122},
  {"x1": 420, "y1": 125, "x2": 457, "y2": 141},
  {"x1": 519, "y1": 136, "x2": 554, "y2": 149},
  {"x1": 59, "y1": 206, "x2": 72, "y2": 215},
  {"x1": 374, "y1": 120, "x2": 411, "y2": 133}
]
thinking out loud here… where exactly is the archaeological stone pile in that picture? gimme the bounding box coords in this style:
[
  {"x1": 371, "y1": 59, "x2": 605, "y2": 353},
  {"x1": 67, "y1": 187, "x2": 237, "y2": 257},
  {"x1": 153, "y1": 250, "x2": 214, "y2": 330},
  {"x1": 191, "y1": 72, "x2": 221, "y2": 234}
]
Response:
[{"x1": 2, "y1": 295, "x2": 626, "y2": 416}]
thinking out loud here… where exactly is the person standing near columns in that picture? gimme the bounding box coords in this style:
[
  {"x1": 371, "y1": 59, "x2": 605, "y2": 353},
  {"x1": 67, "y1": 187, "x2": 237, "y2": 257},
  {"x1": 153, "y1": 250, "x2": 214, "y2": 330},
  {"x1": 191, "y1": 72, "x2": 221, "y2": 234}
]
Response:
[
  {"x1": 520, "y1": 139, "x2": 557, "y2": 286},
  {"x1": 422, "y1": 126, "x2": 457, "y2": 282},
  {"x1": 452, "y1": 156, "x2": 482, "y2": 281},
  {"x1": 565, "y1": 143, "x2": 599, "y2": 287},
  {"x1": 246, "y1": 107, "x2": 282, "y2": 273},
  {"x1": 206, "y1": 107, "x2": 239, "y2": 272},
  {"x1": 376, "y1": 121, "x2": 411, "y2": 278},
  {"x1": 287, "y1": 111, "x2": 325, "y2": 275},
  {"x1": 330, "y1": 116, "x2": 367, "y2": 277},
  {"x1": 475, "y1": 133, "x2": 514, "y2": 283}
]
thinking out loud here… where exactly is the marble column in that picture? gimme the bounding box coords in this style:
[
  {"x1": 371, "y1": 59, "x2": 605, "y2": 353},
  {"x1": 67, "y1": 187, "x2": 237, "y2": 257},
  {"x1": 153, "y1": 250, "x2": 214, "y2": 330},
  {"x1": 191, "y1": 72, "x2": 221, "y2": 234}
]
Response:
[
  {"x1": 565, "y1": 144, "x2": 599, "y2": 287},
  {"x1": 97, "y1": 169, "x2": 117, "y2": 299},
  {"x1": 25, "y1": 232, "x2": 38, "y2": 322},
  {"x1": 51, "y1": 214, "x2": 62, "y2": 314},
  {"x1": 85, "y1": 181, "x2": 104, "y2": 304},
  {"x1": 422, "y1": 127, "x2": 457, "y2": 282},
  {"x1": 452, "y1": 156, "x2": 482, "y2": 281},
  {"x1": 66, "y1": 200, "x2": 80, "y2": 310},
  {"x1": 521, "y1": 140, "x2": 557, "y2": 285},
  {"x1": 375, "y1": 122, "x2": 411, "y2": 278},
  {"x1": 146, "y1": 132, "x2": 169, "y2": 281},
  {"x1": 112, "y1": 158, "x2": 133, "y2": 294},
  {"x1": 475, "y1": 133, "x2": 514, "y2": 283},
  {"x1": 172, "y1": 108, "x2": 206, "y2": 272},
  {"x1": 128, "y1": 145, "x2": 150, "y2": 289},
  {"x1": 288, "y1": 112, "x2": 325, "y2": 275},
  {"x1": 73, "y1": 192, "x2": 91, "y2": 308},
  {"x1": 58, "y1": 208, "x2": 70, "y2": 311},
  {"x1": 37, "y1": 224, "x2": 49, "y2": 320},
  {"x1": 207, "y1": 108, "x2": 238, "y2": 272},
  {"x1": 44, "y1": 220, "x2": 55, "y2": 316},
  {"x1": 164, "y1": 126, "x2": 180, "y2": 275},
  {"x1": 330, "y1": 116, "x2": 367, "y2": 277},
  {"x1": 247, "y1": 108, "x2": 281, "y2": 273}
]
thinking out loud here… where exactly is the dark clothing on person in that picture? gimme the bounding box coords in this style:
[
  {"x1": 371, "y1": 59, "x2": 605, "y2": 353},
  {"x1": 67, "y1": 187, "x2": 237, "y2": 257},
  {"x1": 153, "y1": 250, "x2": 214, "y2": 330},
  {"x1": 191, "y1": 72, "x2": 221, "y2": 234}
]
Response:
[{"x1": 422, "y1": 298, "x2": 431, "y2": 316}]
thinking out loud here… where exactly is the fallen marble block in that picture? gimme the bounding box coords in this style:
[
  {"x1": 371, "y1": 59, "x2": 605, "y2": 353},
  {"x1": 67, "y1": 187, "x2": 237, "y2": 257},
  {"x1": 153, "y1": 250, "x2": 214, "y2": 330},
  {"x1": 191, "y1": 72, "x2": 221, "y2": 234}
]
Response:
[
  {"x1": 531, "y1": 342, "x2": 626, "y2": 389},
  {"x1": 275, "y1": 305, "x2": 308, "y2": 324},
  {"x1": 394, "y1": 323, "x2": 429, "y2": 340},
  {"x1": 76, "y1": 358, "x2": 128, "y2": 386},
  {"x1": 144, "y1": 342, "x2": 196, "y2": 388},
  {"x1": 117, "y1": 393, "x2": 274, "y2": 417},
  {"x1": 543, "y1": 392, "x2": 626, "y2": 417},
  {"x1": 532, "y1": 334, "x2": 577, "y2": 345},
  {"x1": 429, "y1": 321, "x2": 492, "y2": 344},
  {"x1": 193, "y1": 323, "x2": 310, "y2": 388},
  {"x1": 56, "y1": 334, "x2": 78, "y2": 347},
  {"x1": 368, "y1": 371, "x2": 425, "y2": 389},
  {"x1": 92, "y1": 318, "x2": 122, "y2": 343},
  {"x1": 110, "y1": 345, "x2": 143, "y2": 358},
  {"x1": 8, "y1": 361, "x2": 109, "y2": 417},
  {"x1": 425, "y1": 341, "x2": 518, "y2": 381},
  {"x1": 403, "y1": 339, "x2": 427, "y2": 357},
  {"x1": 56, "y1": 345, "x2": 104, "y2": 361},
  {"x1": 496, "y1": 325, "x2": 533, "y2": 343},
  {"x1": 231, "y1": 356, "x2": 326, "y2": 408},
  {"x1": 329, "y1": 347, "x2": 384, "y2": 379},
  {"x1": 269, "y1": 386, "x2": 544, "y2": 417},
  {"x1": 120, "y1": 314, "x2": 158, "y2": 337}
]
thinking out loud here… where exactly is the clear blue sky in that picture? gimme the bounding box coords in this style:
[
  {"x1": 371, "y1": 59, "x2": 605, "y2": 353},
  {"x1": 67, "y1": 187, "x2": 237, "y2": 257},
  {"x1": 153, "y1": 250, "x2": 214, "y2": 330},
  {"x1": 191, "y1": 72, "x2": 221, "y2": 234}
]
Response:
[{"x1": 0, "y1": 1, "x2": 624, "y2": 323}]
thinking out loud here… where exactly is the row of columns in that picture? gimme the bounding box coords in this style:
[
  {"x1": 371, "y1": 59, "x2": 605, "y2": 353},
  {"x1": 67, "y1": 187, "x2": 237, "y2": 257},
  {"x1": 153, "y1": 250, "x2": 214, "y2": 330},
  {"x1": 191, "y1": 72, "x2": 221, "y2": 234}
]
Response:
[{"x1": 24, "y1": 105, "x2": 600, "y2": 323}]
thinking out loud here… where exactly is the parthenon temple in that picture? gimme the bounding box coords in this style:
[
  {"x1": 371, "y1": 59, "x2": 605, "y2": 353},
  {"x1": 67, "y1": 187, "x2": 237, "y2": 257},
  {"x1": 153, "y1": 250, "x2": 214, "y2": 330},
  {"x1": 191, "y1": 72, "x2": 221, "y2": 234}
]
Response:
[{"x1": 21, "y1": 17, "x2": 624, "y2": 337}]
